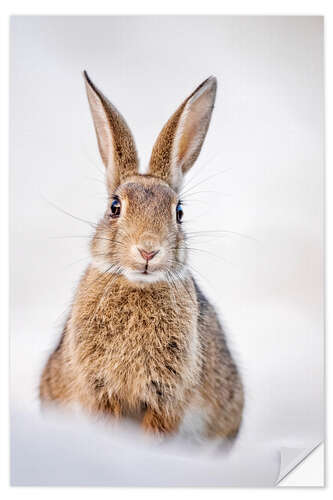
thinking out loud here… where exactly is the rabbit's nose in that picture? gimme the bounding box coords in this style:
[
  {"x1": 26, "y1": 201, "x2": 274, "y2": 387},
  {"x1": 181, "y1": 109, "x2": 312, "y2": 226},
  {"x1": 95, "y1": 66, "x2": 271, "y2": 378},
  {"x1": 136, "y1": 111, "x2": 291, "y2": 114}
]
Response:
[{"x1": 138, "y1": 248, "x2": 159, "y2": 261}]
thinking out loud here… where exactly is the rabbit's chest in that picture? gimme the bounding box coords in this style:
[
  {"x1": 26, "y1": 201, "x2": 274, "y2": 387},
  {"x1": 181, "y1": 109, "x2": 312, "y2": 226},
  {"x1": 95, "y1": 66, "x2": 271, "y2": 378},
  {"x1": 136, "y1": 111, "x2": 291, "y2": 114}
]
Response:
[{"x1": 74, "y1": 282, "x2": 198, "y2": 405}]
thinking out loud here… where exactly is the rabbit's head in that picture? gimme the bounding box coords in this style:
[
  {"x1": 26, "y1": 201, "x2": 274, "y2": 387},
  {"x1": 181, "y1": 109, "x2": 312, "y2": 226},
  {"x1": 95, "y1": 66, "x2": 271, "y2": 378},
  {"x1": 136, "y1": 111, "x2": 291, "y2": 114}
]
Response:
[{"x1": 84, "y1": 72, "x2": 216, "y2": 284}]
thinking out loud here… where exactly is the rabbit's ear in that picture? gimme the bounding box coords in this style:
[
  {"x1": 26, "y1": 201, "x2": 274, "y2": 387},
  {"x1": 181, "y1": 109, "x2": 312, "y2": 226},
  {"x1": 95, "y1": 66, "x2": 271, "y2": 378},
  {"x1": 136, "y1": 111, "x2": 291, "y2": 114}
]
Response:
[
  {"x1": 148, "y1": 76, "x2": 217, "y2": 191},
  {"x1": 83, "y1": 71, "x2": 138, "y2": 192}
]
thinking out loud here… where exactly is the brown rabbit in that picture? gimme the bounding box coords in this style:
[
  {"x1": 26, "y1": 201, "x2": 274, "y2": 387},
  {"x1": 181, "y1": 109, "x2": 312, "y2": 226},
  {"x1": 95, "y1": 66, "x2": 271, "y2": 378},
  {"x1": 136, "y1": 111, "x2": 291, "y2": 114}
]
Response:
[{"x1": 39, "y1": 72, "x2": 244, "y2": 438}]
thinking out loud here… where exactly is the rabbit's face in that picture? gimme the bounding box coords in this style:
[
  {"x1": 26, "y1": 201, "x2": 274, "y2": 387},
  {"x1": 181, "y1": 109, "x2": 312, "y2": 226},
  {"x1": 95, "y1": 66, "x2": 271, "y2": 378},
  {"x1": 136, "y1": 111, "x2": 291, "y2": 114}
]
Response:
[{"x1": 91, "y1": 175, "x2": 187, "y2": 284}]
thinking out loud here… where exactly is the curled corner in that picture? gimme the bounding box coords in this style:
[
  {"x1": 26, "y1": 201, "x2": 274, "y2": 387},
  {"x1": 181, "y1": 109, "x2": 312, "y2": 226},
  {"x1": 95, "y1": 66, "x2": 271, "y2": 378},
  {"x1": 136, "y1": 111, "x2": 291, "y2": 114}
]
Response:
[{"x1": 275, "y1": 441, "x2": 322, "y2": 484}]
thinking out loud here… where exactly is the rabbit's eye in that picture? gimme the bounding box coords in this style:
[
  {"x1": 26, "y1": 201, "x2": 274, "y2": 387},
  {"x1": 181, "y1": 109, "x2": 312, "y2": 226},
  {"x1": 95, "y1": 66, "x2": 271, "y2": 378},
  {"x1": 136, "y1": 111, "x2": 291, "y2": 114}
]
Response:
[
  {"x1": 110, "y1": 198, "x2": 121, "y2": 218},
  {"x1": 176, "y1": 202, "x2": 183, "y2": 223}
]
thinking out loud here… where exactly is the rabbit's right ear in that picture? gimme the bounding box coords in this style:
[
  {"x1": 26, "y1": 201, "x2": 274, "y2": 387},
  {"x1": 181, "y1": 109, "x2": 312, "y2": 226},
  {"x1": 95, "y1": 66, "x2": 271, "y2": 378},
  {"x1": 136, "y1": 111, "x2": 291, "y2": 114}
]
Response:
[
  {"x1": 83, "y1": 71, "x2": 138, "y2": 193},
  {"x1": 148, "y1": 77, "x2": 217, "y2": 192}
]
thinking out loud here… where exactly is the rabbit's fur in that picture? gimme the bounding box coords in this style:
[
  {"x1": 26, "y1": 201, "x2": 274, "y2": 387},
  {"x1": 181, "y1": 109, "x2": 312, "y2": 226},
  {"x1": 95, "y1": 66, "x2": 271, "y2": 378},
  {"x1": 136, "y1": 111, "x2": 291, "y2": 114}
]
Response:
[{"x1": 40, "y1": 73, "x2": 244, "y2": 438}]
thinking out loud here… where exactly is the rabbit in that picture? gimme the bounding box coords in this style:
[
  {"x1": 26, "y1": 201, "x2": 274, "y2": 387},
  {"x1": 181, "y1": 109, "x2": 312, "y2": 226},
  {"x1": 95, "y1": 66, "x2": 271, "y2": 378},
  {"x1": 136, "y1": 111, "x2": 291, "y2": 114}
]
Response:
[{"x1": 39, "y1": 72, "x2": 244, "y2": 439}]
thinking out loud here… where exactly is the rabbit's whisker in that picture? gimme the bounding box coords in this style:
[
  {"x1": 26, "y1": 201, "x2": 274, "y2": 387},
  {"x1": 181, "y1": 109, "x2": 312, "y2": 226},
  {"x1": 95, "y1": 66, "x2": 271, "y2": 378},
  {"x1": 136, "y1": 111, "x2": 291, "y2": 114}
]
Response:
[
  {"x1": 185, "y1": 229, "x2": 257, "y2": 242},
  {"x1": 42, "y1": 197, "x2": 98, "y2": 229},
  {"x1": 185, "y1": 247, "x2": 233, "y2": 266},
  {"x1": 169, "y1": 257, "x2": 214, "y2": 291},
  {"x1": 179, "y1": 167, "x2": 231, "y2": 198},
  {"x1": 64, "y1": 254, "x2": 96, "y2": 269},
  {"x1": 178, "y1": 153, "x2": 223, "y2": 194},
  {"x1": 50, "y1": 235, "x2": 127, "y2": 248},
  {"x1": 181, "y1": 189, "x2": 230, "y2": 199},
  {"x1": 85, "y1": 263, "x2": 120, "y2": 290},
  {"x1": 170, "y1": 245, "x2": 231, "y2": 266},
  {"x1": 178, "y1": 152, "x2": 219, "y2": 189}
]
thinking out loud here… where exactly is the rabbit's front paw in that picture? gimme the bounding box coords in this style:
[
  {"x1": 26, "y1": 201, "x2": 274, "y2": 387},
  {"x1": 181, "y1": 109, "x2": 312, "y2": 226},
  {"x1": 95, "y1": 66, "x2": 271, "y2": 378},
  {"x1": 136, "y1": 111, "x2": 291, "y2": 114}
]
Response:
[{"x1": 142, "y1": 407, "x2": 180, "y2": 435}]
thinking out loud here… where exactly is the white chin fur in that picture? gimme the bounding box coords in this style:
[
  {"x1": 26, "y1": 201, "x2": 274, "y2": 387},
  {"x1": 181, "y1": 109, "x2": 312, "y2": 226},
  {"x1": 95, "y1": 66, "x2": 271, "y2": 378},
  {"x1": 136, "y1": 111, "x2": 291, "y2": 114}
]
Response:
[
  {"x1": 122, "y1": 269, "x2": 167, "y2": 284},
  {"x1": 91, "y1": 259, "x2": 188, "y2": 285}
]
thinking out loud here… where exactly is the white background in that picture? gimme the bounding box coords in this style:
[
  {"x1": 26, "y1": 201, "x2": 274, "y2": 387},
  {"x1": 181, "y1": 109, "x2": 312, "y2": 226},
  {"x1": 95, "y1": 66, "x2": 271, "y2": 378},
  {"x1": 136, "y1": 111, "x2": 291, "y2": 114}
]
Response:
[{"x1": 9, "y1": 15, "x2": 323, "y2": 486}]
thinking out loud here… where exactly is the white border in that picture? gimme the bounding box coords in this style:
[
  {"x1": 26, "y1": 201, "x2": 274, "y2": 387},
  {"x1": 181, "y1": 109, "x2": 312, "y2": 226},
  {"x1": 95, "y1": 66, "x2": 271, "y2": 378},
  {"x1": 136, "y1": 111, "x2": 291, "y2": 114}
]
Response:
[{"x1": 1, "y1": 1, "x2": 330, "y2": 497}]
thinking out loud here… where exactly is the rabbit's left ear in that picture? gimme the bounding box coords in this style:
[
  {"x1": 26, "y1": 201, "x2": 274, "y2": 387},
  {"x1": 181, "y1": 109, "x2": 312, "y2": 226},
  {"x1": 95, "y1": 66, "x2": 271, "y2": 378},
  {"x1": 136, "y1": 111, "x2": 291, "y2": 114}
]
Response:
[
  {"x1": 148, "y1": 76, "x2": 217, "y2": 191},
  {"x1": 83, "y1": 71, "x2": 138, "y2": 193}
]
